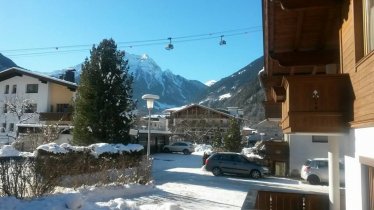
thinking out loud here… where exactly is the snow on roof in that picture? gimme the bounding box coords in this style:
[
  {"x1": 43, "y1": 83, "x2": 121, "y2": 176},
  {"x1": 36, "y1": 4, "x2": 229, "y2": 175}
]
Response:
[
  {"x1": 164, "y1": 103, "x2": 236, "y2": 119},
  {"x1": 163, "y1": 105, "x2": 188, "y2": 113},
  {"x1": 35, "y1": 142, "x2": 144, "y2": 157},
  {"x1": 0, "y1": 67, "x2": 77, "y2": 89},
  {"x1": 0, "y1": 145, "x2": 34, "y2": 157}
]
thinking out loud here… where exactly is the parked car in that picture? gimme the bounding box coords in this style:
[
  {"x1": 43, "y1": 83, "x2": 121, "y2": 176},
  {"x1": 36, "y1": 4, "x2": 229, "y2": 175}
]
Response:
[
  {"x1": 301, "y1": 158, "x2": 345, "y2": 185},
  {"x1": 204, "y1": 152, "x2": 269, "y2": 179},
  {"x1": 163, "y1": 141, "x2": 194, "y2": 155}
]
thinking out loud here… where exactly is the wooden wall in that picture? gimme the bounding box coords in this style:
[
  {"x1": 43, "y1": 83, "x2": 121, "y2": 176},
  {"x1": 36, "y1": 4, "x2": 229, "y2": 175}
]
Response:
[{"x1": 341, "y1": 0, "x2": 374, "y2": 128}]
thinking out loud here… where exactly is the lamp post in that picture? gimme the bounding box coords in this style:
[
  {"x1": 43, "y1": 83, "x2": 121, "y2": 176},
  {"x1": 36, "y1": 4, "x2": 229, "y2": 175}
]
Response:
[{"x1": 142, "y1": 94, "x2": 159, "y2": 157}]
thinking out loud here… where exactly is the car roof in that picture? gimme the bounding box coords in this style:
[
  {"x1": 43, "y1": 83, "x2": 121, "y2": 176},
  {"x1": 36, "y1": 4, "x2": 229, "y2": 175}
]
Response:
[
  {"x1": 213, "y1": 152, "x2": 241, "y2": 155},
  {"x1": 310, "y1": 158, "x2": 328, "y2": 161}
]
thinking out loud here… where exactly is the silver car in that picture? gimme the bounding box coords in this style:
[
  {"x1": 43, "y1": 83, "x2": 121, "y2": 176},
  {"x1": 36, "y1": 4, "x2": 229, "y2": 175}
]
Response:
[
  {"x1": 300, "y1": 158, "x2": 345, "y2": 185},
  {"x1": 204, "y1": 152, "x2": 269, "y2": 179},
  {"x1": 163, "y1": 141, "x2": 194, "y2": 155}
]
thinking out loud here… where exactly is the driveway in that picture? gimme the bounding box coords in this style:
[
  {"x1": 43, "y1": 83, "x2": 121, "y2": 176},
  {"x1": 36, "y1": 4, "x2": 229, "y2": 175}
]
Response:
[{"x1": 127, "y1": 153, "x2": 329, "y2": 210}]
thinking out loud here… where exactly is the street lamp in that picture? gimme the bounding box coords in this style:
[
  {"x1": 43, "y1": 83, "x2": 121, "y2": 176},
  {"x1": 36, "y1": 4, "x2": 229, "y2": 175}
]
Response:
[{"x1": 142, "y1": 94, "x2": 159, "y2": 157}]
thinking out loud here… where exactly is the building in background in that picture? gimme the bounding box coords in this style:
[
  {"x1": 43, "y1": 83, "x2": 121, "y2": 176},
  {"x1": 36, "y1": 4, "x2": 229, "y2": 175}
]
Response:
[
  {"x1": 0, "y1": 67, "x2": 77, "y2": 149},
  {"x1": 164, "y1": 104, "x2": 244, "y2": 144}
]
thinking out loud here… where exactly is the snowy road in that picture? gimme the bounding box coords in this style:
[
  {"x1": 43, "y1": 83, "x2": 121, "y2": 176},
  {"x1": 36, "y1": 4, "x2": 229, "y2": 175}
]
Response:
[
  {"x1": 0, "y1": 151, "x2": 329, "y2": 210},
  {"x1": 129, "y1": 153, "x2": 328, "y2": 210}
]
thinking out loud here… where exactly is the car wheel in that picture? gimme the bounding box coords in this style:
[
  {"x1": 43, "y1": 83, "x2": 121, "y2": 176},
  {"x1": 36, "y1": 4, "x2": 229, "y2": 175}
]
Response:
[
  {"x1": 250, "y1": 170, "x2": 261, "y2": 179},
  {"x1": 212, "y1": 167, "x2": 221, "y2": 176},
  {"x1": 182, "y1": 149, "x2": 190, "y2": 155},
  {"x1": 308, "y1": 175, "x2": 320, "y2": 185},
  {"x1": 163, "y1": 148, "x2": 170, "y2": 153}
]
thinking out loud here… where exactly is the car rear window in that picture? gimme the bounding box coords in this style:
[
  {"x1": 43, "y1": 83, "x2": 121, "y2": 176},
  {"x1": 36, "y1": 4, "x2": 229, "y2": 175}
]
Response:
[{"x1": 304, "y1": 160, "x2": 311, "y2": 166}]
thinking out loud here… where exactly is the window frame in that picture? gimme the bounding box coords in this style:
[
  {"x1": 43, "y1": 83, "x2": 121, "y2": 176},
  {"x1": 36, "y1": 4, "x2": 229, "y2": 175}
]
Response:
[
  {"x1": 4, "y1": 85, "x2": 9, "y2": 94},
  {"x1": 3, "y1": 104, "x2": 7, "y2": 113},
  {"x1": 312, "y1": 136, "x2": 328, "y2": 143},
  {"x1": 12, "y1": 84, "x2": 17, "y2": 94},
  {"x1": 9, "y1": 123, "x2": 14, "y2": 132},
  {"x1": 26, "y1": 84, "x2": 39, "y2": 93},
  {"x1": 1, "y1": 123, "x2": 6, "y2": 133},
  {"x1": 364, "y1": 0, "x2": 374, "y2": 54}
]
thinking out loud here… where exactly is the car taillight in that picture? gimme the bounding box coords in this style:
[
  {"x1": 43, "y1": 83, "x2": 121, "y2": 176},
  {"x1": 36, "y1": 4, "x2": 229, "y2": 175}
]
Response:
[{"x1": 205, "y1": 159, "x2": 209, "y2": 165}]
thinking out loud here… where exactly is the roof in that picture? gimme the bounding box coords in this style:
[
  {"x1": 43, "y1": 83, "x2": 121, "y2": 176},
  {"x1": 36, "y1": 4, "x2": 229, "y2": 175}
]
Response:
[
  {"x1": 0, "y1": 67, "x2": 77, "y2": 90},
  {"x1": 165, "y1": 103, "x2": 237, "y2": 119}
]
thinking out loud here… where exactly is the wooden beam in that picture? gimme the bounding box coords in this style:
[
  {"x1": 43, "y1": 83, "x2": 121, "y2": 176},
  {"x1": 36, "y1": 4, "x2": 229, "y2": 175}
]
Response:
[
  {"x1": 270, "y1": 50, "x2": 339, "y2": 67},
  {"x1": 279, "y1": 0, "x2": 341, "y2": 10}
]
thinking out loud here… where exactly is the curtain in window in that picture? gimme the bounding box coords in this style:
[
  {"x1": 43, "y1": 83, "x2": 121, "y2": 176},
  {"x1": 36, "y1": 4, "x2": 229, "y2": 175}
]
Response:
[{"x1": 369, "y1": 0, "x2": 374, "y2": 51}]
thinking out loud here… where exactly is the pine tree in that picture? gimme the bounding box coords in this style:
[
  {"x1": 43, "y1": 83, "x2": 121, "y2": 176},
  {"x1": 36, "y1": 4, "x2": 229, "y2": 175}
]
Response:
[
  {"x1": 73, "y1": 39, "x2": 134, "y2": 145},
  {"x1": 223, "y1": 118, "x2": 242, "y2": 152},
  {"x1": 212, "y1": 128, "x2": 223, "y2": 150}
]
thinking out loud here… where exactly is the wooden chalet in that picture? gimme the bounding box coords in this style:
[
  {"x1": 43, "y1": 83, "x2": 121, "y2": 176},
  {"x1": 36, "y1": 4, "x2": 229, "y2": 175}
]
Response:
[
  {"x1": 260, "y1": 0, "x2": 374, "y2": 209},
  {"x1": 165, "y1": 104, "x2": 239, "y2": 143}
]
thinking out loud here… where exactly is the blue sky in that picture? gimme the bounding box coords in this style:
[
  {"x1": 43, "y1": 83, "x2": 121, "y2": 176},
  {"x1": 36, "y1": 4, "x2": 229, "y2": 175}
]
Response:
[{"x1": 0, "y1": 0, "x2": 263, "y2": 83}]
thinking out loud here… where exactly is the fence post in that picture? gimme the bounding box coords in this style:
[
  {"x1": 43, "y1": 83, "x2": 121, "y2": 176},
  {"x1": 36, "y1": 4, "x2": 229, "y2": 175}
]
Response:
[
  {"x1": 303, "y1": 195, "x2": 306, "y2": 210},
  {"x1": 269, "y1": 194, "x2": 272, "y2": 210}
]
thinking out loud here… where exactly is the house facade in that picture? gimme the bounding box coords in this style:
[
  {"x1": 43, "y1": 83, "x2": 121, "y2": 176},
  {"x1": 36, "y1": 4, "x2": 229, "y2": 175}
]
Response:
[
  {"x1": 0, "y1": 67, "x2": 77, "y2": 147},
  {"x1": 260, "y1": 1, "x2": 374, "y2": 209},
  {"x1": 165, "y1": 104, "x2": 241, "y2": 144}
]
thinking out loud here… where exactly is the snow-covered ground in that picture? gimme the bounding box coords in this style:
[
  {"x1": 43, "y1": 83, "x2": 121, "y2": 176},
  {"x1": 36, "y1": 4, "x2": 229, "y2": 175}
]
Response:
[{"x1": 0, "y1": 148, "x2": 329, "y2": 210}]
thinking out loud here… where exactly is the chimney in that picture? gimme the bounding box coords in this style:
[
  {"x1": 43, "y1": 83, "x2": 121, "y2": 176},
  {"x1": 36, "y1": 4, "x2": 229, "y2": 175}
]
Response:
[{"x1": 64, "y1": 68, "x2": 76, "y2": 83}]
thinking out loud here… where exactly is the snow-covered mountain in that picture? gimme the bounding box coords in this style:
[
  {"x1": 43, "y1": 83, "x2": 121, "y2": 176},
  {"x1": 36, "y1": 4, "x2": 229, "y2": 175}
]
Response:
[
  {"x1": 58, "y1": 53, "x2": 207, "y2": 112},
  {"x1": 204, "y1": 80, "x2": 217, "y2": 87},
  {"x1": 199, "y1": 56, "x2": 265, "y2": 123},
  {"x1": 0, "y1": 53, "x2": 264, "y2": 122},
  {"x1": 124, "y1": 53, "x2": 207, "y2": 111}
]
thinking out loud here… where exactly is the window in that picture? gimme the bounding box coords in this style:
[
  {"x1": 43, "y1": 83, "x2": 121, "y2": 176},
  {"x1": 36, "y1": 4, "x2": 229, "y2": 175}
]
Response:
[
  {"x1": 9, "y1": 123, "x2": 14, "y2": 132},
  {"x1": 26, "y1": 84, "x2": 38, "y2": 93},
  {"x1": 3, "y1": 104, "x2": 7, "y2": 113},
  {"x1": 56, "y1": 104, "x2": 69, "y2": 112},
  {"x1": 364, "y1": 0, "x2": 374, "y2": 53},
  {"x1": 12, "y1": 85, "x2": 17, "y2": 94},
  {"x1": 312, "y1": 136, "x2": 328, "y2": 143},
  {"x1": 1, "y1": 123, "x2": 6, "y2": 133},
  {"x1": 4, "y1": 85, "x2": 9, "y2": 94},
  {"x1": 25, "y1": 104, "x2": 37, "y2": 113}
]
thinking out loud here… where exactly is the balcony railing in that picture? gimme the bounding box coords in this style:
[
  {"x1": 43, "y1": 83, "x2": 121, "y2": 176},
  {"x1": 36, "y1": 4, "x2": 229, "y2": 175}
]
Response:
[{"x1": 39, "y1": 112, "x2": 72, "y2": 121}]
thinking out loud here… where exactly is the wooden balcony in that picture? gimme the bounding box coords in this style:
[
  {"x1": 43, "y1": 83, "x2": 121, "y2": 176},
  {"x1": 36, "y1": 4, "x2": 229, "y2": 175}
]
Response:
[
  {"x1": 39, "y1": 112, "x2": 72, "y2": 121},
  {"x1": 280, "y1": 74, "x2": 353, "y2": 134},
  {"x1": 263, "y1": 101, "x2": 282, "y2": 120}
]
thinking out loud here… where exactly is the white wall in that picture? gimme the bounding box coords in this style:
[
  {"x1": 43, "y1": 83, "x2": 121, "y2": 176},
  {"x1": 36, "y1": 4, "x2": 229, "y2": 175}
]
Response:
[
  {"x1": 0, "y1": 75, "x2": 51, "y2": 140},
  {"x1": 344, "y1": 127, "x2": 374, "y2": 210},
  {"x1": 288, "y1": 134, "x2": 348, "y2": 176},
  {"x1": 0, "y1": 74, "x2": 50, "y2": 112}
]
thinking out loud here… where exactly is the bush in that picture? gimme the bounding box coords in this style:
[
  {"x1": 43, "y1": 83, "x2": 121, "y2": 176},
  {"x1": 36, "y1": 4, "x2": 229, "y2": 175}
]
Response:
[{"x1": 0, "y1": 144, "x2": 150, "y2": 199}]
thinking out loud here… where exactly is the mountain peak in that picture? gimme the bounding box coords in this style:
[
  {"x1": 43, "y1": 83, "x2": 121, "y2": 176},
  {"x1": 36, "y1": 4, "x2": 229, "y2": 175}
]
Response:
[
  {"x1": 205, "y1": 80, "x2": 217, "y2": 87},
  {"x1": 0, "y1": 53, "x2": 18, "y2": 71}
]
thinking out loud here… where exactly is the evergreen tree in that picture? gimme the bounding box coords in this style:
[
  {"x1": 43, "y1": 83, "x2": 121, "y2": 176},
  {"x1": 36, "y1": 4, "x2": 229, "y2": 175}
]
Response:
[
  {"x1": 73, "y1": 39, "x2": 134, "y2": 145},
  {"x1": 212, "y1": 128, "x2": 223, "y2": 150},
  {"x1": 223, "y1": 118, "x2": 242, "y2": 152}
]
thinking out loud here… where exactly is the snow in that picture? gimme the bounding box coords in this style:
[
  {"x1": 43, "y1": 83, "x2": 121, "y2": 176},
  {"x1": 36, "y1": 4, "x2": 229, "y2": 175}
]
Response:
[
  {"x1": 0, "y1": 145, "x2": 34, "y2": 157},
  {"x1": 0, "y1": 145, "x2": 331, "y2": 210},
  {"x1": 194, "y1": 144, "x2": 213, "y2": 155},
  {"x1": 219, "y1": 93, "x2": 231, "y2": 100},
  {"x1": 204, "y1": 80, "x2": 216, "y2": 87},
  {"x1": 34, "y1": 143, "x2": 144, "y2": 157}
]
